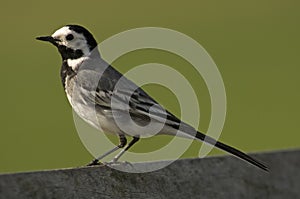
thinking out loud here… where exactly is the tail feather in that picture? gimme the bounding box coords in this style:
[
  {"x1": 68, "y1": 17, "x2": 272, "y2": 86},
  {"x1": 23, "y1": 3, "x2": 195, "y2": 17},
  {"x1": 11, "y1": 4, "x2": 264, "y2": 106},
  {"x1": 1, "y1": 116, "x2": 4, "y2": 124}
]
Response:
[{"x1": 195, "y1": 131, "x2": 269, "y2": 171}]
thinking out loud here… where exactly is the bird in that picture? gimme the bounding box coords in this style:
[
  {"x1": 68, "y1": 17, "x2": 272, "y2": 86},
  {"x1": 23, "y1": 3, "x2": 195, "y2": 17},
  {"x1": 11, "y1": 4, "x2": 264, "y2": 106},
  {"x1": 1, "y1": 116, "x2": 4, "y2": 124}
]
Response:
[{"x1": 36, "y1": 25, "x2": 268, "y2": 171}]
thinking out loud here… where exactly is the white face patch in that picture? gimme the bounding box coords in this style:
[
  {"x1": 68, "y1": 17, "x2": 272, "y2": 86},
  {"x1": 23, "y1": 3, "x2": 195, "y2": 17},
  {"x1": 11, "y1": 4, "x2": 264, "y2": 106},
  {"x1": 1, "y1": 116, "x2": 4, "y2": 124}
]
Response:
[{"x1": 51, "y1": 26, "x2": 90, "y2": 56}]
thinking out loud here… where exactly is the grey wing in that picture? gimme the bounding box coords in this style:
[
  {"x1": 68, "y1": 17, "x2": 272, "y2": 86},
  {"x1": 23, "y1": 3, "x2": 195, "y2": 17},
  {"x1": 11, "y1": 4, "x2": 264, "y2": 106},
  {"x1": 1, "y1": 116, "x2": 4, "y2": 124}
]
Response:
[{"x1": 76, "y1": 60, "x2": 184, "y2": 131}]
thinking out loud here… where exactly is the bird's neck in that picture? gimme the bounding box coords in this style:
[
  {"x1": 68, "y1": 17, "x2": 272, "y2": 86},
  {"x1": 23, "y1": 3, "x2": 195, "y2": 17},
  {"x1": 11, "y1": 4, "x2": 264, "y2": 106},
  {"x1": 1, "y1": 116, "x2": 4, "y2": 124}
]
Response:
[
  {"x1": 60, "y1": 60, "x2": 76, "y2": 88},
  {"x1": 60, "y1": 49, "x2": 101, "y2": 88},
  {"x1": 67, "y1": 57, "x2": 88, "y2": 72},
  {"x1": 65, "y1": 48, "x2": 101, "y2": 70}
]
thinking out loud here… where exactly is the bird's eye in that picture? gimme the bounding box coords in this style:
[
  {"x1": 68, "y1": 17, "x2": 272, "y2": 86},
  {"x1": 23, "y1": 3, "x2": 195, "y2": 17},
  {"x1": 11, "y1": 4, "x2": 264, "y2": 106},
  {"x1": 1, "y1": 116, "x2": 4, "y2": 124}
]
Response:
[{"x1": 66, "y1": 34, "x2": 74, "y2": 41}]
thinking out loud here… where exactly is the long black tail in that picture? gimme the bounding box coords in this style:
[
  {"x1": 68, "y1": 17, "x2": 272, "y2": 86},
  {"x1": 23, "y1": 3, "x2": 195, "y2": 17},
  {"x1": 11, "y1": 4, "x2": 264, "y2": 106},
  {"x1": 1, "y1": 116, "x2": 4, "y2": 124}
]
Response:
[{"x1": 195, "y1": 131, "x2": 268, "y2": 171}]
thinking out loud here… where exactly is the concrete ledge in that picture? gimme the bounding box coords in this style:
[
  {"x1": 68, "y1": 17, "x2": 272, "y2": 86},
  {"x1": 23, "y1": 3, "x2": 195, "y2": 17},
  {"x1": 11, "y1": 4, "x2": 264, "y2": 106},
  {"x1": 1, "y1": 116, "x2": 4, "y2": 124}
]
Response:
[{"x1": 0, "y1": 149, "x2": 299, "y2": 199}]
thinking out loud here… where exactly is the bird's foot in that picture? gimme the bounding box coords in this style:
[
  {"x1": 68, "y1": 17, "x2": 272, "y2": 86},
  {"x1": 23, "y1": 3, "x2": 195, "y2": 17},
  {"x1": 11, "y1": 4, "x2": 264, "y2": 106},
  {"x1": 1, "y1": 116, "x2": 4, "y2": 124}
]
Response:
[
  {"x1": 104, "y1": 160, "x2": 133, "y2": 167},
  {"x1": 86, "y1": 159, "x2": 103, "y2": 166}
]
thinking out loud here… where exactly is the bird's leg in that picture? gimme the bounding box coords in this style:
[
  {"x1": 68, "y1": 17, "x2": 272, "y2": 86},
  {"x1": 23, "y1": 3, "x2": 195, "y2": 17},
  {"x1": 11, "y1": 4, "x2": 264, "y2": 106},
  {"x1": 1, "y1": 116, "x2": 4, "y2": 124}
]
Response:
[
  {"x1": 112, "y1": 136, "x2": 140, "y2": 163},
  {"x1": 87, "y1": 134, "x2": 127, "y2": 166}
]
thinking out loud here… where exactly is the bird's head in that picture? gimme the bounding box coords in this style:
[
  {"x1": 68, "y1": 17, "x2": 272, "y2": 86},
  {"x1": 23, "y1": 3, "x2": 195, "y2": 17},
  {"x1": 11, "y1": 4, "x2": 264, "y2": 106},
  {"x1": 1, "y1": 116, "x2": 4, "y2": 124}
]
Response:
[{"x1": 36, "y1": 25, "x2": 98, "y2": 60}]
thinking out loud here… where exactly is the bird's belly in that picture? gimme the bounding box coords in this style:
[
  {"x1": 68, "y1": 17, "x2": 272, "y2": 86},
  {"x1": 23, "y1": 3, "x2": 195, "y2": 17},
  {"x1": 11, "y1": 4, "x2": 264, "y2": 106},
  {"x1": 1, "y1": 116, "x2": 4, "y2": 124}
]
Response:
[{"x1": 66, "y1": 91, "x2": 121, "y2": 135}]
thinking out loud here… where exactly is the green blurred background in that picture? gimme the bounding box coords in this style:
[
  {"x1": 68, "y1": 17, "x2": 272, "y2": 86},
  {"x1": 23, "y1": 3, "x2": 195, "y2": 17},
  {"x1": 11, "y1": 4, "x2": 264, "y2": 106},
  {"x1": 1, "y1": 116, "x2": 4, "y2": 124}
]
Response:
[{"x1": 0, "y1": 1, "x2": 299, "y2": 173}]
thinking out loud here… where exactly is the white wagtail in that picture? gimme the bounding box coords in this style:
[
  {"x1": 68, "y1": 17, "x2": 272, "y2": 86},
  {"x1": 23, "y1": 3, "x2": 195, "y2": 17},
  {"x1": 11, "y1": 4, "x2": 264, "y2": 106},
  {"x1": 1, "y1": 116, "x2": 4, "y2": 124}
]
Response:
[{"x1": 36, "y1": 25, "x2": 268, "y2": 171}]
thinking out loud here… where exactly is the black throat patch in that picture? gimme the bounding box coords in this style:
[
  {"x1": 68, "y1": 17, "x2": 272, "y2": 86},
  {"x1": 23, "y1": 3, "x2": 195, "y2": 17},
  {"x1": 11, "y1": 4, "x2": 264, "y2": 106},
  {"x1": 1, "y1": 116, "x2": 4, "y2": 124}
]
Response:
[
  {"x1": 58, "y1": 45, "x2": 83, "y2": 60},
  {"x1": 60, "y1": 60, "x2": 77, "y2": 88}
]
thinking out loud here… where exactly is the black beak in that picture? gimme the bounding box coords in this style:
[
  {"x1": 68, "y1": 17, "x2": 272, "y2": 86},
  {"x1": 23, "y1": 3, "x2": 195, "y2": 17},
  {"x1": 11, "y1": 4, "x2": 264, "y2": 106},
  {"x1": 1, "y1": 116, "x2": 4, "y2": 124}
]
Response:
[{"x1": 36, "y1": 36, "x2": 60, "y2": 45}]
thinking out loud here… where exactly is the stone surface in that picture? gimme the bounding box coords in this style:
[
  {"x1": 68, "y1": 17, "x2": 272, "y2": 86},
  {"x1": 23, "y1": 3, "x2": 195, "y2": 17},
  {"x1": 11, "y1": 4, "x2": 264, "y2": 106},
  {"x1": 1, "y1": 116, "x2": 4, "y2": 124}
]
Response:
[{"x1": 0, "y1": 150, "x2": 299, "y2": 199}]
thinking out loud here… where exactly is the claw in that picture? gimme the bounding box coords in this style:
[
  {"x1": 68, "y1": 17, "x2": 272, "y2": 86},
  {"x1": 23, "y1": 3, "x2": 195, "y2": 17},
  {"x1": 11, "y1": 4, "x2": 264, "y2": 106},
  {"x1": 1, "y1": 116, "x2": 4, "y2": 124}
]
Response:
[{"x1": 86, "y1": 159, "x2": 102, "y2": 166}]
